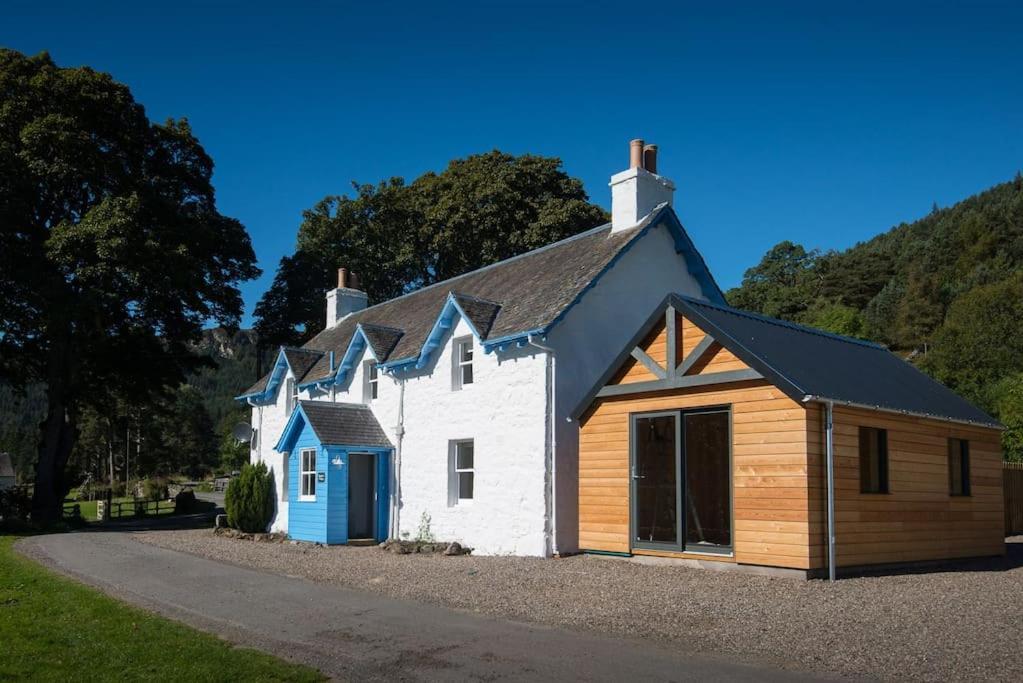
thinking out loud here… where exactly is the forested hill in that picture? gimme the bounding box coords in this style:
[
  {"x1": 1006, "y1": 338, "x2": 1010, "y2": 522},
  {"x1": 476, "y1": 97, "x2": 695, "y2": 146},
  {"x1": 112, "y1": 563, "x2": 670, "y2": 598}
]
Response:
[{"x1": 728, "y1": 173, "x2": 1023, "y2": 459}]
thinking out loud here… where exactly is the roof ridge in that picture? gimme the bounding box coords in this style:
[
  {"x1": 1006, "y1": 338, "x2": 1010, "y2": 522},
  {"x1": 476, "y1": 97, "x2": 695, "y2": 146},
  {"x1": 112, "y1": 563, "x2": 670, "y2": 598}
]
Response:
[
  {"x1": 674, "y1": 294, "x2": 886, "y2": 350},
  {"x1": 323, "y1": 221, "x2": 615, "y2": 323}
]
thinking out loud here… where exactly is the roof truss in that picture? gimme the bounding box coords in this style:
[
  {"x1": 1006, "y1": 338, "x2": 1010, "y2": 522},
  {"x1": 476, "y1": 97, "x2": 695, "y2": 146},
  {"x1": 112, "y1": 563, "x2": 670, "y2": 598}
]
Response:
[{"x1": 573, "y1": 300, "x2": 764, "y2": 417}]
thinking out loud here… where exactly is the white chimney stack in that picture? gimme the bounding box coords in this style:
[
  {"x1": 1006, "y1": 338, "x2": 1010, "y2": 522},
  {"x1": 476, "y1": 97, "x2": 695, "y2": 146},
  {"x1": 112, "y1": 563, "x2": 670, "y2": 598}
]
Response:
[
  {"x1": 326, "y1": 267, "x2": 368, "y2": 328},
  {"x1": 610, "y1": 139, "x2": 675, "y2": 232}
]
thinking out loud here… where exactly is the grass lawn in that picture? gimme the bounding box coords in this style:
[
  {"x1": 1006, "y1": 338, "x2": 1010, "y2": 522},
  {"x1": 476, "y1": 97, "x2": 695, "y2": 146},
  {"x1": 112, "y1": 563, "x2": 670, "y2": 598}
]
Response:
[
  {"x1": 0, "y1": 533, "x2": 323, "y2": 681},
  {"x1": 68, "y1": 497, "x2": 216, "y2": 522}
]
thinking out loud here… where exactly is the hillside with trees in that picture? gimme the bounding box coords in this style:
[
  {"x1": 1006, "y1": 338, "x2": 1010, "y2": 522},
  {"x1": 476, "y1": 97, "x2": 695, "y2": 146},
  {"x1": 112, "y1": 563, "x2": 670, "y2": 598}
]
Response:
[{"x1": 728, "y1": 174, "x2": 1023, "y2": 460}]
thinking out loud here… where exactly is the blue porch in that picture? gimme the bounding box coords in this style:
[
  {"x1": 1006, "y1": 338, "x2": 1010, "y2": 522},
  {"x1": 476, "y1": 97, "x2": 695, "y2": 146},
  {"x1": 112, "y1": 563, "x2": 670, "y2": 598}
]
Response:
[{"x1": 275, "y1": 401, "x2": 393, "y2": 545}]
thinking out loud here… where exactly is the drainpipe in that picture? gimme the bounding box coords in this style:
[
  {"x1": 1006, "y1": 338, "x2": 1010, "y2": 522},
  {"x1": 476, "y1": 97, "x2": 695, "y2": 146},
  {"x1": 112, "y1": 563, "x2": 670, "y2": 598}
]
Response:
[
  {"x1": 825, "y1": 400, "x2": 836, "y2": 582},
  {"x1": 391, "y1": 375, "x2": 406, "y2": 540},
  {"x1": 527, "y1": 334, "x2": 558, "y2": 557}
]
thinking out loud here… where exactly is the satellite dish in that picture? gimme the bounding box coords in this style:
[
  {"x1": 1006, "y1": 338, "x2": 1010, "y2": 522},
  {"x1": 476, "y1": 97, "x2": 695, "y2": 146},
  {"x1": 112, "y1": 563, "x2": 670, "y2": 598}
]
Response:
[{"x1": 232, "y1": 422, "x2": 253, "y2": 443}]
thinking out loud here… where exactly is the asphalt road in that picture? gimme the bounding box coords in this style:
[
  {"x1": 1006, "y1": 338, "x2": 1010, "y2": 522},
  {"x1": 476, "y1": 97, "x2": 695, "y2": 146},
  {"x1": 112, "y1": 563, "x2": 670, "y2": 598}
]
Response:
[{"x1": 19, "y1": 530, "x2": 830, "y2": 682}]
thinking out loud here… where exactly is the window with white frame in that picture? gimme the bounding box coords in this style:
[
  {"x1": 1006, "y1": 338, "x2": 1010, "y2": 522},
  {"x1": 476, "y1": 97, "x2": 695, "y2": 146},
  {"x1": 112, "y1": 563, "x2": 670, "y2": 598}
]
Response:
[
  {"x1": 300, "y1": 448, "x2": 316, "y2": 500},
  {"x1": 285, "y1": 377, "x2": 298, "y2": 416},
  {"x1": 363, "y1": 361, "x2": 378, "y2": 402},
  {"x1": 452, "y1": 337, "x2": 474, "y2": 390},
  {"x1": 449, "y1": 440, "x2": 474, "y2": 504},
  {"x1": 280, "y1": 453, "x2": 288, "y2": 501}
]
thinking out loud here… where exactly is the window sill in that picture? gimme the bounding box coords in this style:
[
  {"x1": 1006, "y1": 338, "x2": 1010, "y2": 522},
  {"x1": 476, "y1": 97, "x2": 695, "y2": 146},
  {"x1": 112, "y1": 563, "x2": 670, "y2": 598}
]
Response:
[{"x1": 298, "y1": 496, "x2": 316, "y2": 502}]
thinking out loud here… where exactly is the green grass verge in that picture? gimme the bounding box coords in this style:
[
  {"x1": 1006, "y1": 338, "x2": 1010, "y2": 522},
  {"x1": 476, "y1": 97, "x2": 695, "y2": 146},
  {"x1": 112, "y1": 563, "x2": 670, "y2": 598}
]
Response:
[{"x1": 0, "y1": 534, "x2": 323, "y2": 681}]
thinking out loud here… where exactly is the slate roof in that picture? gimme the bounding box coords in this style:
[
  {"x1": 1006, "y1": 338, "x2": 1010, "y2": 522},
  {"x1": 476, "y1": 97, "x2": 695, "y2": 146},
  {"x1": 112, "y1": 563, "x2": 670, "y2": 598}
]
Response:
[
  {"x1": 243, "y1": 347, "x2": 324, "y2": 396},
  {"x1": 297, "y1": 401, "x2": 393, "y2": 448},
  {"x1": 243, "y1": 204, "x2": 722, "y2": 397},
  {"x1": 671, "y1": 295, "x2": 1001, "y2": 428},
  {"x1": 0, "y1": 452, "x2": 14, "y2": 479}
]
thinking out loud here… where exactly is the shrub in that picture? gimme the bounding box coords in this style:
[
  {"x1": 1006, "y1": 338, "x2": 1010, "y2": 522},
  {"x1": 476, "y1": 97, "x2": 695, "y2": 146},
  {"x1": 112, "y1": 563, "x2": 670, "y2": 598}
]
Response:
[
  {"x1": 174, "y1": 489, "x2": 197, "y2": 514},
  {"x1": 143, "y1": 478, "x2": 169, "y2": 501},
  {"x1": 224, "y1": 462, "x2": 273, "y2": 533},
  {"x1": 0, "y1": 486, "x2": 33, "y2": 523}
]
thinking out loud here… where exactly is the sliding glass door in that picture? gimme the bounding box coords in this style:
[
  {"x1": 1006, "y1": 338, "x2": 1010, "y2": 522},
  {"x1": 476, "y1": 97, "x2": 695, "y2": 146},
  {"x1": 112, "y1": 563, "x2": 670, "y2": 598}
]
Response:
[{"x1": 631, "y1": 408, "x2": 732, "y2": 554}]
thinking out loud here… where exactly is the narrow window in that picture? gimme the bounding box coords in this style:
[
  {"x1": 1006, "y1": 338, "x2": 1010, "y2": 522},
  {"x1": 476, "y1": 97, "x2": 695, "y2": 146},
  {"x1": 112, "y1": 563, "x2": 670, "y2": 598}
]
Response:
[
  {"x1": 948, "y1": 438, "x2": 971, "y2": 496},
  {"x1": 300, "y1": 448, "x2": 317, "y2": 500},
  {"x1": 450, "y1": 440, "x2": 474, "y2": 503},
  {"x1": 453, "y1": 337, "x2": 474, "y2": 389},
  {"x1": 285, "y1": 377, "x2": 298, "y2": 416},
  {"x1": 363, "y1": 361, "x2": 378, "y2": 403},
  {"x1": 859, "y1": 427, "x2": 888, "y2": 493}
]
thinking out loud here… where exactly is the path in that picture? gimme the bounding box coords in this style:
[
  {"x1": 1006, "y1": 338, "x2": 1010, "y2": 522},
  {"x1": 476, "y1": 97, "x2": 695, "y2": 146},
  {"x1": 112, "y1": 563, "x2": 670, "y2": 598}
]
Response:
[{"x1": 19, "y1": 530, "x2": 829, "y2": 682}]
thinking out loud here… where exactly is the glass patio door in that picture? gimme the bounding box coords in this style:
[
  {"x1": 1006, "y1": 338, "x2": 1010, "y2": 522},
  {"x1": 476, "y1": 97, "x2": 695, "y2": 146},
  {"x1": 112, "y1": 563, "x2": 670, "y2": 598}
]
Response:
[{"x1": 631, "y1": 408, "x2": 732, "y2": 553}]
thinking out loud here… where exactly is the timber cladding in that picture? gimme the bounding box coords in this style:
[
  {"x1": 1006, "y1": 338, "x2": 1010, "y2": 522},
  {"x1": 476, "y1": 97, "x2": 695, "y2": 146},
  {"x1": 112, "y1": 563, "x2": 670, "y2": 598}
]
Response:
[
  {"x1": 808, "y1": 406, "x2": 1004, "y2": 567},
  {"x1": 578, "y1": 310, "x2": 1006, "y2": 571},
  {"x1": 579, "y1": 380, "x2": 815, "y2": 569}
]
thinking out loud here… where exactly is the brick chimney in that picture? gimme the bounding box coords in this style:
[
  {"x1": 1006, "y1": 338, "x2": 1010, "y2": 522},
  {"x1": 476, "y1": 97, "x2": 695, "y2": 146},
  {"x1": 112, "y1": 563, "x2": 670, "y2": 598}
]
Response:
[
  {"x1": 326, "y1": 267, "x2": 368, "y2": 328},
  {"x1": 610, "y1": 139, "x2": 675, "y2": 232}
]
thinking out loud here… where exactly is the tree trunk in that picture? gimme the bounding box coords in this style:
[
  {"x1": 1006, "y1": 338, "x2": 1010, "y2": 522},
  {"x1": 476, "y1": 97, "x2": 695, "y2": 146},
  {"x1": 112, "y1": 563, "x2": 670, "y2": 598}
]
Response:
[
  {"x1": 32, "y1": 318, "x2": 79, "y2": 523},
  {"x1": 32, "y1": 394, "x2": 78, "y2": 522}
]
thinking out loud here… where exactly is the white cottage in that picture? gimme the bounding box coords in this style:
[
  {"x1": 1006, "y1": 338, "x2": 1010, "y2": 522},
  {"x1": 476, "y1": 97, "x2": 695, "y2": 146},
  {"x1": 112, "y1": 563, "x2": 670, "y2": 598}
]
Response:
[{"x1": 238, "y1": 141, "x2": 725, "y2": 556}]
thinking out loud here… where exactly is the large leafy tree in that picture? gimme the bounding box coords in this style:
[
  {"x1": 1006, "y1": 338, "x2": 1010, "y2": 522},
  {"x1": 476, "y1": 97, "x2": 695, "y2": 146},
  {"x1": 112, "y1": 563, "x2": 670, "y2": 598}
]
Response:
[
  {"x1": 255, "y1": 151, "x2": 608, "y2": 347},
  {"x1": 0, "y1": 50, "x2": 259, "y2": 518}
]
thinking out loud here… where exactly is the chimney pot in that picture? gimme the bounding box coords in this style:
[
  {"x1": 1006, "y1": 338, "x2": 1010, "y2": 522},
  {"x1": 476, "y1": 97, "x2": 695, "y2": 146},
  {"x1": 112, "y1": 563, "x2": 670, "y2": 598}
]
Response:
[
  {"x1": 629, "y1": 139, "x2": 645, "y2": 169},
  {"x1": 338, "y1": 267, "x2": 349, "y2": 289},
  {"x1": 609, "y1": 139, "x2": 675, "y2": 232},
  {"x1": 350, "y1": 272, "x2": 360, "y2": 291},
  {"x1": 643, "y1": 144, "x2": 658, "y2": 174}
]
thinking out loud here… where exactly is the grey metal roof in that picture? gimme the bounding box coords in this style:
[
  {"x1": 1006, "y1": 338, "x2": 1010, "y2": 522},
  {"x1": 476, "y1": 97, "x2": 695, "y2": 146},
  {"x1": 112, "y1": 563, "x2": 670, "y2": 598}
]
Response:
[
  {"x1": 0, "y1": 453, "x2": 14, "y2": 478},
  {"x1": 298, "y1": 401, "x2": 393, "y2": 448},
  {"x1": 671, "y1": 295, "x2": 1002, "y2": 428}
]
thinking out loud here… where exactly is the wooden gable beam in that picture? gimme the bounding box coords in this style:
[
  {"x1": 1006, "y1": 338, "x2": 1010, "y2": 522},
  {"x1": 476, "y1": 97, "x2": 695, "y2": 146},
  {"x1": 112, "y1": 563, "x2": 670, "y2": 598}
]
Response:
[
  {"x1": 665, "y1": 304, "x2": 678, "y2": 377},
  {"x1": 677, "y1": 334, "x2": 717, "y2": 376},
  {"x1": 630, "y1": 347, "x2": 667, "y2": 380},
  {"x1": 595, "y1": 367, "x2": 764, "y2": 399}
]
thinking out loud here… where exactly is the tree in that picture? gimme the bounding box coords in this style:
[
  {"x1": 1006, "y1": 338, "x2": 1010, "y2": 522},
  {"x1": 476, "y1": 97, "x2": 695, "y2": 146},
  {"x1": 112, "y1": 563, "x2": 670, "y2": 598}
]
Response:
[
  {"x1": 0, "y1": 50, "x2": 258, "y2": 519},
  {"x1": 255, "y1": 151, "x2": 608, "y2": 347},
  {"x1": 991, "y1": 373, "x2": 1023, "y2": 463},
  {"x1": 727, "y1": 241, "x2": 820, "y2": 320},
  {"x1": 922, "y1": 273, "x2": 1023, "y2": 406}
]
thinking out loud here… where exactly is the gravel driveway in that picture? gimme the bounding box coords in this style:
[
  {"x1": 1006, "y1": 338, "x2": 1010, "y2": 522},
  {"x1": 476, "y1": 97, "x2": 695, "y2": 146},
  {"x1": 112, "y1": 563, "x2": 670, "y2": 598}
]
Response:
[{"x1": 137, "y1": 530, "x2": 1023, "y2": 682}]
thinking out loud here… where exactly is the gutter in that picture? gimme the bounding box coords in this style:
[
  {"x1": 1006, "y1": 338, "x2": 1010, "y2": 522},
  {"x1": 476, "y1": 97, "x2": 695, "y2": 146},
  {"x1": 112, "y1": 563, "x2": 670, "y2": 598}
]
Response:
[
  {"x1": 801, "y1": 395, "x2": 1003, "y2": 431},
  {"x1": 527, "y1": 334, "x2": 558, "y2": 557}
]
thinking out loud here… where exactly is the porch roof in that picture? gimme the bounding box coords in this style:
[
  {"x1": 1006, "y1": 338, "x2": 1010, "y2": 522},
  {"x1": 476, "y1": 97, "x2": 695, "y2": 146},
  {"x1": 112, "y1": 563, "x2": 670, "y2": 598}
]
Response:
[{"x1": 275, "y1": 401, "x2": 393, "y2": 452}]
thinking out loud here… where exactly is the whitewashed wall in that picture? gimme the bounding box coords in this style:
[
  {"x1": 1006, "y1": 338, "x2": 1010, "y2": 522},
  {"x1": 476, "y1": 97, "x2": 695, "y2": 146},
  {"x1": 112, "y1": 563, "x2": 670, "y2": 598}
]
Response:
[
  {"x1": 248, "y1": 366, "x2": 294, "y2": 533},
  {"x1": 248, "y1": 215, "x2": 711, "y2": 557},
  {"x1": 547, "y1": 221, "x2": 707, "y2": 553}
]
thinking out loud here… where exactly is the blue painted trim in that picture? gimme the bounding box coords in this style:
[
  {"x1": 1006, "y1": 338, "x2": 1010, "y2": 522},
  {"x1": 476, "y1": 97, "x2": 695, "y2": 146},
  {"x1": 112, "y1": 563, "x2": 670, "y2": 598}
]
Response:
[
  {"x1": 234, "y1": 347, "x2": 291, "y2": 404},
  {"x1": 481, "y1": 327, "x2": 546, "y2": 355},
  {"x1": 297, "y1": 324, "x2": 376, "y2": 390},
  {"x1": 380, "y1": 292, "x2": 494, "y2": 372}
]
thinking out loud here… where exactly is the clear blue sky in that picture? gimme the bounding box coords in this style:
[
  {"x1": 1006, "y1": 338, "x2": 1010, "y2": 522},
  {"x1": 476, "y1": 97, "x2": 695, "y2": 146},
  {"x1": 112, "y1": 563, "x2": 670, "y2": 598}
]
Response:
[{"x1": 5, "y1": 1, "x2": 1022, "y2": 326}]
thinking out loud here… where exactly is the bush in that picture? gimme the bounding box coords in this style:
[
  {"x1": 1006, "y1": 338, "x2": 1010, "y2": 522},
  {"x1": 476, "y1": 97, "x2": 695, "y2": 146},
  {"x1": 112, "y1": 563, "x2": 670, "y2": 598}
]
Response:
[
  {"x1": 0, "y1": 486, "x2": 33, "y2": 523},
  {"x1": 143, "y1": 478, "x2": 169, "y2": 501},
  {"x1": 224, "y1": 462, "x2": 273, "y2": 533},
  {"x1": 174, "y1": 489, "x2": 197, "y2": 514}
]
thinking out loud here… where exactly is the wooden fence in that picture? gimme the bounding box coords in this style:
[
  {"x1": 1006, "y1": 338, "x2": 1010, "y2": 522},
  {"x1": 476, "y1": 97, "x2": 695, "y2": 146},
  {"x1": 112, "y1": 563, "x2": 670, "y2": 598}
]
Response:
[{"x1": 1006, "y1": 462, "x2": 1023, "y2": 536}]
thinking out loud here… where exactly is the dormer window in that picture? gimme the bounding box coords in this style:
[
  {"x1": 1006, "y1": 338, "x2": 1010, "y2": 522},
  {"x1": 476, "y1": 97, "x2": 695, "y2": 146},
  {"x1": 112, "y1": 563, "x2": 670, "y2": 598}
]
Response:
[
  {"x1": 453, "y1": 337, "x2": 474, "y2": 390},
  {"x1": 363, "y1": 361, "x2": 378, "y2": 403}
]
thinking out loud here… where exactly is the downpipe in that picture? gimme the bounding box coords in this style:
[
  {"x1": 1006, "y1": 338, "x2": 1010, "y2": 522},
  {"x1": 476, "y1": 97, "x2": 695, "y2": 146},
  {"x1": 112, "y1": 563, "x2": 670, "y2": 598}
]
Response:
[
  {"x1": 825, "y1": 400, "x2": 836, "y2": 582},
  {"x1": 527, "y1": 334, "x2": 558, "y2": 557},
  {"x1": 391, "y1": 375, "x2": 406, "y2": 540}
]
